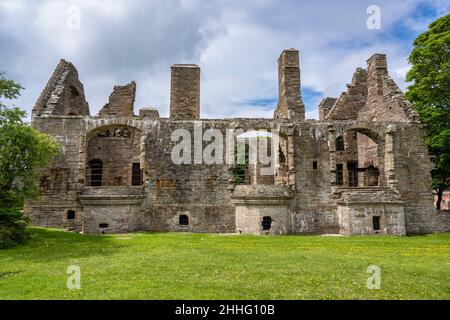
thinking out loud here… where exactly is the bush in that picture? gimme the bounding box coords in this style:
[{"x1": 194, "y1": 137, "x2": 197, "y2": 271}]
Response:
[{"x1": 0, "y1": 207, "x2": 30, "y2": 248}]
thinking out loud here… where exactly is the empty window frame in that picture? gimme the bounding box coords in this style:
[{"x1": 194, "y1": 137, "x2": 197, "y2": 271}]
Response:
[
  {"x1": 335, "y1": 136, "x2": 345, "y2": 151},
  {"x1": 67, "y1": 210, "x2": 76, "y2": 220},
  {"x1": 313, "y1": 161, "x2": 318, "y2": 170},
  {"x1": 366, "y1": 166, "x2": 380, "y2": 187},
  {"x1": 262, "y1": 216, "x2": 272, "y2": 231},
  {"x1": 131, "y1": 163, "x2": 143, "y2": 186},
  {"x1": 347, "y1": 161, "x2": 358, "y2": 187},
  {"x1": 179, "y1": 214, "x2": 189, "y2": 226},
  {"x1": 372, "y1": 216, "x2": 380, "y2": 231},
  {"x1": 89, "y1": 159, "x2": 103, "y2": 186}
]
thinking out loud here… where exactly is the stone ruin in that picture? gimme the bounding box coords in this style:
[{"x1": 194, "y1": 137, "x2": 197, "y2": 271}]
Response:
[{"x1": 25, "y1": 49, "x2": 450, "y2": 235}]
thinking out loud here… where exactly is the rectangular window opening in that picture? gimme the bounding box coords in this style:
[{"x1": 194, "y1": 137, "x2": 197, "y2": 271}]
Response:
[
  {"x1": 132, "y1": 163, "x2": 143, "y2": 186},
  {"x1": 347, "y1": 161, "x2": 358, "y2": 187},
  {"x1": 179, "y1": 215, "x2": 189, "y2": 226},
  {"x1": 67, "y1": 210, "x2": 76, "y2": 220},
  {"x1": 373, "y1": 216, "x2": 380, "y2": 231}
]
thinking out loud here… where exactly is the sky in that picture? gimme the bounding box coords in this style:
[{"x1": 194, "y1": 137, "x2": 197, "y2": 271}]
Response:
[{"x1": 0, "y1": 0, "x2": 448, "y2": 120}]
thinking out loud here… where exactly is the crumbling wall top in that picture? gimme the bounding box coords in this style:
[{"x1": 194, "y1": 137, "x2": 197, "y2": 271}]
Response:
[
  {"x1": 325, "y1": 68, "x2": 367, "y2": 121},
  {"x1": 358, "y1": 54, "x2": 420, "y2": 122},
  {"x1": 32, "y1": 59, "x2": 90, "y2": 117},
  {"x1": 99, "y1": 81, "x2": 136, "y2": 117}
]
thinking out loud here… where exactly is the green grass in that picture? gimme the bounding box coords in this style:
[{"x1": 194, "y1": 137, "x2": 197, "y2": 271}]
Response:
[{"x1": 0, "y1": 227, "x2": 449, "y2": 299}]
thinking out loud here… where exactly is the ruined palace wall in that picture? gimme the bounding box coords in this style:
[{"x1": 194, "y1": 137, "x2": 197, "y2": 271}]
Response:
[
  {"x1": 139, "y1": 119, "x2": 237, "y2": 233},
  {"x1": 25, "y1": 116, "x2": 85, "y2": 230},
  {"x1": 291, "y1": 121, "x2": 394, "y2": 233},
  {"x1": 291, "y1": 123, "x2": 336, "y2": 233},
  {"x1": 138, "y1": 119, "x2": 337, "y2": 234},
  {"x1": 26, "y1": 115, "x2": 448, "y2": 235},
  {"x1": 394, "y1": 125, "x2": 450, "y2": 233}
]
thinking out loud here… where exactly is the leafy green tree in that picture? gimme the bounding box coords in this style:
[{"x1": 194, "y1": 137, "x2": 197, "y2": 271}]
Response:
[
  {"x1": 0, "y1": 73, "x2": 59, "y2": 248},
  {"x1": 406, "y1": 14, "x2": 450, "y2": 210}
]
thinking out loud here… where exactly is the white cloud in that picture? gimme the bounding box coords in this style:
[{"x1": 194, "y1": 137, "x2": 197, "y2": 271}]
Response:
[
  {"x1": 0, "y1": 0, "x2": 447, "y2": 120},
  {"x1": 306, "y1": 109, "x2": 320, "y2": 121}
]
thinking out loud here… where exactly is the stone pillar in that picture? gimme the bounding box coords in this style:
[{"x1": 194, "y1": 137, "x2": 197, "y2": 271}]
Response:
[
  {"x1": 78, "y1": 133, "x2": 87, "y2": 187},
  {"x1": 343, "y1": 164, "x2": 349, "y2": 187},
  {"x1": 285, "y1": 126, "x2": 296, "y2": 189},
  {"x1": 248, "y1": 138, "x2": 258, "y2": 185},
  {"x1": 274, "y1": 49, "x2": 305, "y2": 121},
  {"x1": 140, "y1": 133, "x2": 149, "y2": 186},
  {"x1": 385, "y1": 125, "x2": 398, "y2": 190},
  {"x1": 170, "y1": 64, "x2": 200, "y2": 120},
  {"x1": 328, "y1": 125, "x2": 337, "y2": 187}
]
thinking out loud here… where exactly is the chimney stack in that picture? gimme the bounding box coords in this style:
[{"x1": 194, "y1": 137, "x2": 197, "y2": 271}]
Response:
[
  {"x1": 274, "y1": 49, "x2": 305, "y2": 121},
  {"x1": 366, "y1": 54, "x2": 387, "y2": 107},
  {"x1": 170, "y1": 64, "x2": 200, "y2": 120}
]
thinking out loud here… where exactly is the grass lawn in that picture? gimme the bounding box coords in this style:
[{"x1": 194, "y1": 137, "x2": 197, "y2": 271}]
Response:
[{"x1": 0, "y1": 227, "x2": 449, "y2": 299}]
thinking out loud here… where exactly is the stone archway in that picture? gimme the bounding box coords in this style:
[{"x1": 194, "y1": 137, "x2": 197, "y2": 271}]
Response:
[
  {"x1": 330, "y1": 124, "x2": 386, "y2": 188},
  {"x1": 85, "y1": 125, "x2": 143, "y2": 187}
]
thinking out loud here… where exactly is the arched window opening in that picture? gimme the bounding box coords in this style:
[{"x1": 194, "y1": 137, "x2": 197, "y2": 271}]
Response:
[
  {"x1": 86, "y1": 126, "x2": 142, "y2": 187},
  {"x1": 232, "y1": 130, "x2": 288, "y2": 186},
  {"x1": 332, "y1": 128, "x2": 384, "y2": 188},
  {"x1": 262, "y1": 216, "x2": 272, "y2": 231}
]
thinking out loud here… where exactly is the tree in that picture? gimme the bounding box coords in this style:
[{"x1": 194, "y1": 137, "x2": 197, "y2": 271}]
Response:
[
  {"x1": 0, "y1": 73, "x2": 59, "y2": 248},
  {"x1": 406, "y1": 14, "x2": 450, "y2": 210}
]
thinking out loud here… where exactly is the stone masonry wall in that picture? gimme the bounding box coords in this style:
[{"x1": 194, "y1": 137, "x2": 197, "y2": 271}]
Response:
[
  {"x1": 170, "y1": 65, "x2": 200, "y2": 120},
  {"x1": 33, "y1": 59, "x2": 90, "y2": 117},
  {"x1": 319, "y1": 97, "x2": 337, "y2": 120},
  {"x1": 99, "y1": 81, "x2": 136, "y2": 117},
  {"x1": 25, "y1": 116, "x2": 85, "y2": 231},
  {"x1": 358, "y1": 54, "x2": 419, "y2": 122},
  {"x1": 325, "y1": 68, "x2": 367, "y2": 120},
  {"x1": 395, "y1": 124, "x2": 450, "y2": 233},
  {"x1": 25, "y1": 116, "x2": 449, "y2": 235},
  {"x1": 274, "y1": 49, "x2": 305, "y2": 121},
  {"x1": 25, "y1": 50, "x2": 449, "y2": 236}
]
